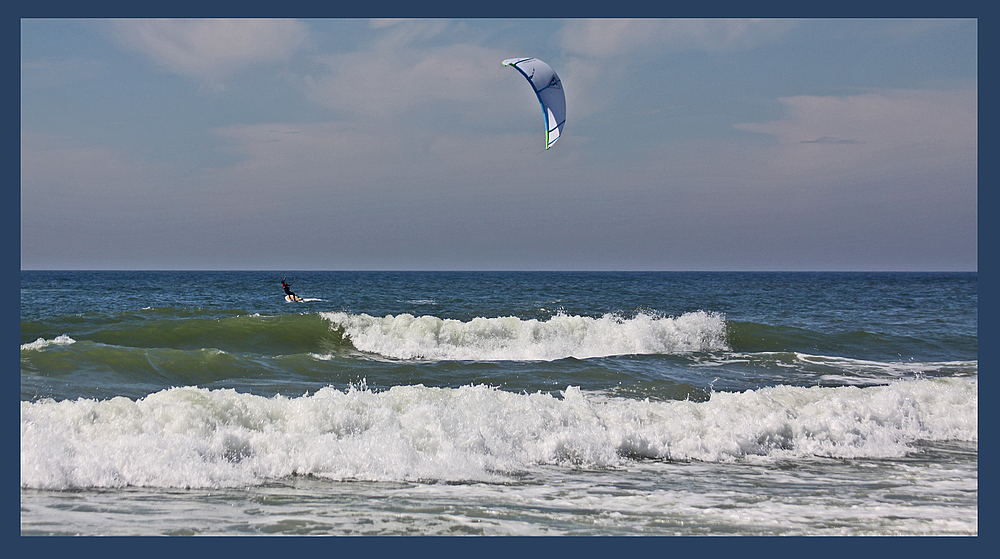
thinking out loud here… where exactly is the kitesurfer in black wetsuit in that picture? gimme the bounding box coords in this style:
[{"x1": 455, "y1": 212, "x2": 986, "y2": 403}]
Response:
[{"x1": 281, "y1": 278, "x2": 296, "y2": 298}]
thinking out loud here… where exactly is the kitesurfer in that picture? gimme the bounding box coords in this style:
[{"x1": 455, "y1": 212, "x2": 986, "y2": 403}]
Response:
[{"x1": 281, "y1": 277, "x2": 297, "y2": 298}]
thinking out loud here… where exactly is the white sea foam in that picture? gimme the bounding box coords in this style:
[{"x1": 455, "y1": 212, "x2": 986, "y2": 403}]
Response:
[
  {"x1": 707, "y1": 352, "x2": 979, "y2": 384},
  {"x1": 791, "y1": 353, "x2": 978, "y2": 377},
  {"x1": 320, "y1": 311, "x2": 728, "y2": 361},
  {"x1": 20, "y1": 377, "x2": 977, "y2": 489},
  {"x1": 20, "y1": 334, "x2": 76, "y2": 352}
]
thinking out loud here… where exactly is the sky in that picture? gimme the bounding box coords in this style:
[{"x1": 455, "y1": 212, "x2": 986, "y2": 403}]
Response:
[{"x1": 20, "y1": 18, "x2": 978, "y2": 271}]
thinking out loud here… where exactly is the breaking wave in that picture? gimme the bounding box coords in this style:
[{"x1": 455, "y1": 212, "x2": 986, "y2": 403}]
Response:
[
  {"x1": 322, "y1": 311, "x2": 728, "y2": 361},
  {"x1": 21, "y1": 377, "x2": 977, "y2": 489}
]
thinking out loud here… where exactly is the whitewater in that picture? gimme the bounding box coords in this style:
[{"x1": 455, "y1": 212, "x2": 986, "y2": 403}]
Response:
[
  {"x1": 21, "y1": 377, "x2": 976, "y2": 490},
  {"x1": 319, "y1": 310, "x2": 728, "y2": 361}
]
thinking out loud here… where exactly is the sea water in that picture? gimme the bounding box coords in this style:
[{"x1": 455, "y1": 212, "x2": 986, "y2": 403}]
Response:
[{"x1": 20, "y1": 271, "x2": 977, "y2": 535}]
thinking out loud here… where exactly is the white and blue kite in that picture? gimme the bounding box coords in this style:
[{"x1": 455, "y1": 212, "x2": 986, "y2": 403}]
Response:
[{"x1": 502, "y1": 57, "x2": 566, "y2": 149}]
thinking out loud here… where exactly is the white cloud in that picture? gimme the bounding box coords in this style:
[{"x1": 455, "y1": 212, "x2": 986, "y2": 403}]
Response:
[
  {"x1": 206, "y1": 117, "x2": 563, "y2": 200},
  {"x1": 553, "y1": 19, "x2": 797, "y2": 121},
  {"x1": 734, "y1": 89, "x2": 977, "y2": 180},
  {"x1": 188, "y1": 20, "x2": 576, "y2": 199},
  {"x1": 299, "y1": 20, "x2": 512, "y2": 130},
  {"x1": 113, "y1": 19, "x2": 309, "y2": 89},
  {"x1": 368, "y1": 19, "x2": 410, "y2": 29},
  {"x1": 557, "y1": 18, "x2": 797, "y2": 59},
  {"x1": 303, "y1": 42, "x2": 501, "y2": 118}
]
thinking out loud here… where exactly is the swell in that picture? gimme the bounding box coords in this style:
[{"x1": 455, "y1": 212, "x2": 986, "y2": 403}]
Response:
[
  {"x1": 21, "y1": 309, "x2": 346, "y2": 356},
  {"x1": 725, "y1": 320, "x2": 977, "y2": 362},
  {"x1": 21, "y1": 310, "x2": 976, "y2": 402},
  {"x1": 25, "y1": 309, "x2": 975, "y2": 365}
]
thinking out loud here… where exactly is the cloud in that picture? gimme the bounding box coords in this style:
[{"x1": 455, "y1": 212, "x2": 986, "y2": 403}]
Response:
[
  {"x1": 734, "y1": 88, "x2": 977, "y2": 180},
  {"x1": 299, "y1": 20, "x2": 509, "y2": 128},
  {"x1": 883, "y1": 18, "x2": 968, "y2": 41},
  {"x1": 20, "y1": 57, "x2": 107, "y2": 90},
  {"x1": 209, "y1": 121, "x2": 386, "y2": 193},
  {"x1": 207, "y1": 117, "x2": 563, "y2": 202},
  {"x1": 800, "y1": 137, "x2": 863, "y2": 144},
  {"x1": 557, "y1": 18, "x2": 797, "y2": 59},
  {"x1": 302, "y1": 43, "x2": 500, "y2": 118},
  {"x1": 162, "y1": 20, "x2": 573, "y2": 203},
  {"x1": 368, "y1": 19, "x2": 410, "y2": 29},
  {"x1": 113, "y1": 19, "x2": 309, "y2": 89},
  {"x1": 554, "y1": 19, "x2": 797, "y2": 121}
]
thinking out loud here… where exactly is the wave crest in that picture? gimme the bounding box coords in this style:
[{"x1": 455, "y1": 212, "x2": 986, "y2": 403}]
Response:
[
  {"x1": 20, "y1": 334, "x2": 76, "y2": 352},
  {"x1": 321, "y1": 311, "x2": 728, "y2": 361}
]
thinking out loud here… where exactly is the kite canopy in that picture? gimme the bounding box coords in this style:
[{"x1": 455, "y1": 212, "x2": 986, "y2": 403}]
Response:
[{"x1": 502, "y1": 57, "x2": 566, "y2": 149}]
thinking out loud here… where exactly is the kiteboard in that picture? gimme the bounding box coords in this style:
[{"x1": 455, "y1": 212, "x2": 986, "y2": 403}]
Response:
[{"x1": 285, "y1": 295, "x2": 303, "y2": 303}]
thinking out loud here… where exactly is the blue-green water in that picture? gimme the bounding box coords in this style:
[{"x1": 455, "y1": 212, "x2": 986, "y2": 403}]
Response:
[{"x1": 20, "y1": 271, "x2": 977, "y2": 535}]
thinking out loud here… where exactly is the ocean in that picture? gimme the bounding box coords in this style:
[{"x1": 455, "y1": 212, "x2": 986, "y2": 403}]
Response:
[{"x1": 20, "y1": 271, "x2": 977, "y2": 536}]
